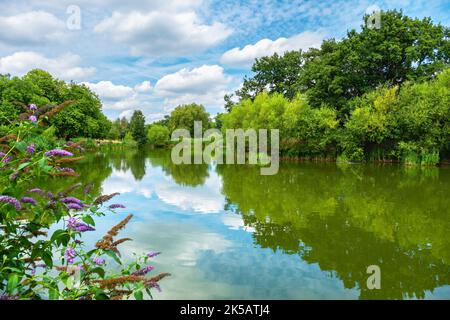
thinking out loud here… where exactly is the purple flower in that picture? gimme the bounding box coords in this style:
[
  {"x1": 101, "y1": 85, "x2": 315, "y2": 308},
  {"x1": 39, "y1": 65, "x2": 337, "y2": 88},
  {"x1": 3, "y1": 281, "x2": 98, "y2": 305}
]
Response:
[
  {"x1": 26, "y1": 144, "x2": 36, "y2": 154},
  {"x1": 28, "y1": 104, "x2": 38, "y2": 111},
  {"x1": 64, "y1": 248, "x2": 76, "y2": 264},
  {"x1": 2, "y1": 156, "x2": 11, "y2": 164},
  {"x1": 29, "y1": 115, "x2": 37, "y2": 123},
  {"x1": 21, "y1": 197, "x2": 37, "y2": 206},
  {"x1": 108, "y1": 204, "x2": 126, "y2": 209},
  {"x1": 0, "y1": 152, "x2": 5, "y2": 157},
  {"x1": 132, "y1": 265, "x2": 155, "y2": 276},
  {"x1": 67, "y1": 203, "x2": 84, "y2": 211},
  {"x1": 93, "y1": 258, "x2": 105, "y2": 265},
  {"x1": 147, "y1": 251, "x2": 161, "y2": 258},
  {"x1": 0, "y1": 295, "x2": 18, "y2": 300},
  {"x1": 0, "y1": 195, "x2": 21, "y2": 210},
  {"x1": 45, "y1": 149, "x2": 73, "y2": 157},
  {"x1": 147, "y1": 282, "x2": 162, "y2": 292},
  {"x1": 29, "y1": 188, "x2": 45, "y2": 196},
  {"x1": 61, "y1": 197, "x2": 82, "y2": 204},
  {"x1": 67, "y1": 217, "x2": 95, "y2": 232},
  {"x1": 10, "y1": 171, "x2": 19, "y2": 182},
  {"x1": 56, "y1": 167, "x2": 75, "y2": 173},
  {"x1": 47, "y1": 192, "x2": 54, "y2": 199}
]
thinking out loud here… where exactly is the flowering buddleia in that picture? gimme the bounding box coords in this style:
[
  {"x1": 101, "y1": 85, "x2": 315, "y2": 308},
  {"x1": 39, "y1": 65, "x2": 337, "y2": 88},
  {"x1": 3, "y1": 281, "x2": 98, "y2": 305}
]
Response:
[
  {"x1": 67, "y1": 217, "x2": 95, "y2": 232},
  {"x1": 0, "y1": 195, "x2": 21, "y2": 210},
  {"x1": 67, "y1": 203, "x2": 84, "y2": 211},
  {"x1": 132, "y1": 265, "x2": 155, "y2": 276},
  {"x1": 93, "y1": 258, "x2": 105, "y2": 265},
  {"x1": 64, "y1": 248, "x2": 76, "y2": 264},
  {"x1": 45, "y1": 149, "x2": 73, "y2": 157},
  {"x1": 61, "y1": 197, "x2": 82, "y2": 204},
  {"x1": 108, "y1": 204, "x2": 126, "y2": 209},
  {"x1": 26, "y1": 144, "x2": 36, "y2": 154},
  {"x1": 21, "y1": 197, "x2": 37, "y2": 206},
  {"x1": 147, "y1": 251, "x2": 161, "y2": 258}
]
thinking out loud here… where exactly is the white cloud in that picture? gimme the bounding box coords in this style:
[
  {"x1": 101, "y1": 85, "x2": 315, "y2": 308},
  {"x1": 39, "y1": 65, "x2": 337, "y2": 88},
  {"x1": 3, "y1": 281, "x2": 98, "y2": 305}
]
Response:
[
  {"x1": 154, "y1": 65, "x2": 233, "y2": 110},
  {"x1": 94, "y1": 11, "x2": 232, "y2": 56},
  {"x1": 82, "y1": 81, "x2": 134, "y2": 100},
  {"x1": 220, "y1": 30, "x2": 326, "y2": 68},
  {"x1": 0, "y1": 11, "x2": 66, "y2": 46},
  {"x1": 0, "y1": 51, "x2": 95, "y2": 80},
  {"x1": 134, "y1": 80, "x2": 152, "y2": 93}
]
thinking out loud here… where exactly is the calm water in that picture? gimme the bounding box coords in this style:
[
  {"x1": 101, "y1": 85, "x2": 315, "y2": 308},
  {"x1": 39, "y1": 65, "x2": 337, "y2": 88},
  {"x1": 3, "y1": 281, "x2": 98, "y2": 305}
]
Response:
[{"x1": 37, "y1": 148, "x2": 450, "y2": 299}]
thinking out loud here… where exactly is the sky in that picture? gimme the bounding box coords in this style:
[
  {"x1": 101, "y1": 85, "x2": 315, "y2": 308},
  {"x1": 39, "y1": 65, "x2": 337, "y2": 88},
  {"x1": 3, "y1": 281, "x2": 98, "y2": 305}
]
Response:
[{"x1": 0, "y1": 0, "x2": 449, "y2": 123}]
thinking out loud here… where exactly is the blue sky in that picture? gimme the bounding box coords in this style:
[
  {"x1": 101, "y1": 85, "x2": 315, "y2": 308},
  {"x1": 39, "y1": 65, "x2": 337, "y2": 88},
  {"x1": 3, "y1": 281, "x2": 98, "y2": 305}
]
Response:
[{"x1": 0, "y1": 0, "x2": 449, "y2": 122}]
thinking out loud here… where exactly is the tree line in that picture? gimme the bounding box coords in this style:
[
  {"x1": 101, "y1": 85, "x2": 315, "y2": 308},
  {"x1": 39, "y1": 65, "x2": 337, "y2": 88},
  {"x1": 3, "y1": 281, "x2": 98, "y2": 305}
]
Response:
[{"x1": 219, "y1": 10, "x2": 450, "y2": 165}]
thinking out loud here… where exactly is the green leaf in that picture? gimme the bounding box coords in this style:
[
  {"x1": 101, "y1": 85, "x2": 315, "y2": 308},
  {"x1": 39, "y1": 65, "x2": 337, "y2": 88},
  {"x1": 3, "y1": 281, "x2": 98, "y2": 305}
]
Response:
[
  {"x1": 17, "y1": 162, "x2": 30, "y2": 170},
  {"x1": 94, "y1": 289, "x2": 109, "y2": 300},
  {"x1": 41, "y1": 251, "x2": 53, "y2": 268},
  {"x1": 90, "y1": 267, "x2": 105, "y2": 279},
  {"x1": 49, "y1": 288, "x2": 59, "y2": 300},
  {"x1": 82, "y1": 215, "x2": 95, "y2": 226},
  {"x1": 7, "y1": 274, "x2": 19, "y2": 294},
  {"x1": 105, "y1": 250, "x2": 122, "y2": 265},
  {"x1": 134, "y1": 290, "x2": 143, "y2": 300}
]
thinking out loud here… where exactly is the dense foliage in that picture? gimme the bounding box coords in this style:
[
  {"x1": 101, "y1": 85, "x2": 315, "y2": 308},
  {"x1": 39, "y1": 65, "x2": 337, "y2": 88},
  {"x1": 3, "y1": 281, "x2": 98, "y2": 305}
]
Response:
[
  {"x1": 221, "y1": 68, "x2": 450, "y2": 164},
  {"x1": 221, "y1": 10, "x2": 450, "y2": 165},
  {"x1": 147, "y1": 125, "x2": 170, "y2": 147},
  {"x1": 130, "y1": 111, "x2": 147, "y2": 148},
  {"x1": 0, "y1": 108, "x2": 168, "y2": 300},
  {"x1": 168, "y1": 103, "x2": 211, "y2": 135},
  {"x1": 0, "y1": 70, "x2": 111, "y2": 139},
  {"x1": 236, "y1": 10, "x2": 450, "y2": 119}
]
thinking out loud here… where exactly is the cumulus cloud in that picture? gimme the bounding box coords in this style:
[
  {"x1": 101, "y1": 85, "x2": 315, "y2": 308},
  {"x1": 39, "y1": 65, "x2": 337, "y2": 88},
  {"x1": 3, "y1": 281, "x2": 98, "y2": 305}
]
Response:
[
  {"x1": 82, "y1": 80, "x2": 156, "y2": 112},
  {"x1": 82, "y1": 81, "x2": 134, "y2": 100},
  {"x1": 220, "y1": 30, "x2": 326, "y2": 68},
  {"x1": 154, "y1": 65, "x2": 233, "y2": 110},
  {"x1": 0, "y1": 11, "x2": 66, "y2": 46},
  {"x1": 134, "y1": 80, "x2": 152, "y2": 93},
  {"x1": 0, "y1": 51, "x2": 95, "y2": 80},
  {"x1": 94, "y1": 11, "x2": 232, "y2": 56}
]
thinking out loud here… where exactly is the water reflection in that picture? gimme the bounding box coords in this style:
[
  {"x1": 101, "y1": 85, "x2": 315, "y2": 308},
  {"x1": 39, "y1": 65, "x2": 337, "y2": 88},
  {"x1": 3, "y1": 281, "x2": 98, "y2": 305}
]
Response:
[{"x1": 35, "y1": 147, "x2": 450, "y2": 299}]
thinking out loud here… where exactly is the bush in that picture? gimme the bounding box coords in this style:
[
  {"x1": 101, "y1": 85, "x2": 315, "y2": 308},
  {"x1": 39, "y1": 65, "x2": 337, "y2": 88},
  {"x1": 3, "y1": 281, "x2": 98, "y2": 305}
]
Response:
[
  {"x1": 0, "y1": 109, "x2": 168, "y2": 300},
  {"x1": 147, "y1": 125, "x2": 170, "y2": 147}
]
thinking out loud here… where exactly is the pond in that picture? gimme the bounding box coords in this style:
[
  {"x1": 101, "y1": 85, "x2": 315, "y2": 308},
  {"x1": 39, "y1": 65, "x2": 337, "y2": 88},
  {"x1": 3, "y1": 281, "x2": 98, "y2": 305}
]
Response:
[{"x1": 35, "y1": 148, "x2": 450, "y2": 299}]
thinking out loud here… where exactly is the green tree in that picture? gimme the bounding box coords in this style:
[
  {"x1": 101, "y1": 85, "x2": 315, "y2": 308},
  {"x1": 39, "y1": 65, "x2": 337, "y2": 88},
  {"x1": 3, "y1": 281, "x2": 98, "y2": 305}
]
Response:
[
  {"x1": 147, "y1": 124, "x2": 170, "y2": 147},
  {"x1": 130, "y1": 110, "x2": 147, "y2": 147},
  {"x1": 168, "y1": 103, "x2": 211, "y2": 135},
  {"x1": 236, "y1": 51, "x2": 304, "y2": 101}
]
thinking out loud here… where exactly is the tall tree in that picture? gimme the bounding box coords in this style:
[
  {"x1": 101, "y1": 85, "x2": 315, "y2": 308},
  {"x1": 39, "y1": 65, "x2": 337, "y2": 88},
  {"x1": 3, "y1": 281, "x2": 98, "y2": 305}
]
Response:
[
  {"x1": 130, "y1": 110, "x2": 147, "y2": 147},
  {"x1": 168, "y1": 103, "x2": 211, "y2": 135}
]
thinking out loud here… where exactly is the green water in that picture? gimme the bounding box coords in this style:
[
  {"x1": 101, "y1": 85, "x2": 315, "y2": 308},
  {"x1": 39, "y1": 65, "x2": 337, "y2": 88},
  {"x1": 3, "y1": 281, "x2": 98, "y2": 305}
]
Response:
[{"x1": 37, "y1": 148, "x2": 450, "y2": 299}]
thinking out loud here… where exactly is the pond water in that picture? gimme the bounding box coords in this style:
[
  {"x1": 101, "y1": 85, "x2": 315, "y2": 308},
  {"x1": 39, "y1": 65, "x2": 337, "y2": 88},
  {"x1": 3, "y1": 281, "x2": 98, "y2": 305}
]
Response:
[{"x1": 37, "y1": 148, "x2": 450, "y2": 299}]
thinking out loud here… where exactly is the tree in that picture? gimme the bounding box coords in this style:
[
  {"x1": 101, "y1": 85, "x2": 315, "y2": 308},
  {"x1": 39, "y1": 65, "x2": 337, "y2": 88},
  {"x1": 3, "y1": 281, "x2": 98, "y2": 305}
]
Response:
[
  {"x1": 130, "y1": 110, "x2": 147, "y2": 147},
  {"x1": 236, "y1": 51, "x2": 304, "y2": 101},
  {"x1": 299, "y1": 10, "x2": 450, "y2": 117},
  {"x1": 147, "y1": 124, "x2": 170, "y2": 147},
  {"x1": 168, "y1": 103, "x2": 211, "y2": 135}
]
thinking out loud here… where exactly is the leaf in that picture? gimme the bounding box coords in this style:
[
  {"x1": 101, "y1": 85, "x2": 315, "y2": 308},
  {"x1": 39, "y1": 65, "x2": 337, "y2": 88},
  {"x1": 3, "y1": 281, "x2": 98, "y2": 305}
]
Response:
[
  {"x1": 7, "y1": 274, "x2": 19, "y2": 294},
  {"x1": 48, "y1": 288, "x2": 59, "y2": 300},
  {"x1": 90, "y1": 267, "x2": 105, "y2": 279},
  {"x1": 94, "y1": 289, "x2": 109, "y2": 300},
  {"x1": 17, "y1": 162, "x2": 30, "y2": 170},
  {"x1": 134, "y1": 290, "x2": 143, "y2": 300},
  {"x1": 82, "y1": 215, "x2": 95, "y2": 226},
  {"x1": 41, "y1": 251, "x2": 53, "y2": 269},
  {"x1": 105, "y1": 250, "x2": 122, "y2": 265}
]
